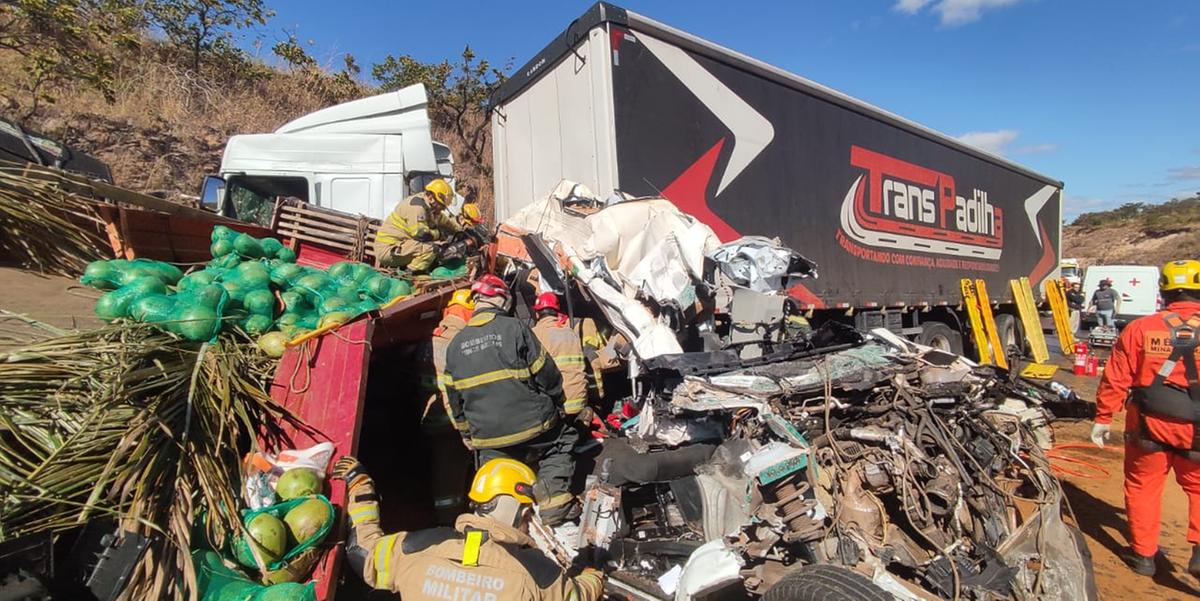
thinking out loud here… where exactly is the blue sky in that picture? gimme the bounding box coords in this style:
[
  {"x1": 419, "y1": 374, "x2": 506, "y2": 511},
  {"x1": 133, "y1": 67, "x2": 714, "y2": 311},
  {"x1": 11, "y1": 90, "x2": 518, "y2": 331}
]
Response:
[{"x1": 259, "y1": 0, "x2": 1199, "y2": 222}]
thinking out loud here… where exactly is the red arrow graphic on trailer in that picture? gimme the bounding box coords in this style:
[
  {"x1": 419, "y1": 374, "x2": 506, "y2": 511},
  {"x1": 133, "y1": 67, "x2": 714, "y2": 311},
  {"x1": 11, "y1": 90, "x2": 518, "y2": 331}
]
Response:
[{"x1": 661, "y1": 139, "x2": 738, "y2": 241}]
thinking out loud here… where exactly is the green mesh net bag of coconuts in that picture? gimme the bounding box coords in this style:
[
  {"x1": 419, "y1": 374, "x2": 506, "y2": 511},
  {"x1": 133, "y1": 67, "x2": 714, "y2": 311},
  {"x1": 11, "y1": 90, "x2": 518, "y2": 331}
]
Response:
[{"x1": 81, "y1": 226, "x2": 413, "y2": 348}]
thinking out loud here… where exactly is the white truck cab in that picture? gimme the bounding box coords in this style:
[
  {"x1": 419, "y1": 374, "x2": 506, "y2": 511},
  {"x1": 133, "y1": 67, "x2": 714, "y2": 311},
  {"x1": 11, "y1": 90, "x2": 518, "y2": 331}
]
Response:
[{"x1": 200, "y1": 84, "x2": 454, "y2": 225}]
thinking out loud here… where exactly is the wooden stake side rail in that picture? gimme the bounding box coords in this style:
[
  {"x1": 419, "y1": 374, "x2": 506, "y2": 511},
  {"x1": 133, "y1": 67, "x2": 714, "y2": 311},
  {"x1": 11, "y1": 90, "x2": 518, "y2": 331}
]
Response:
[{"x1": 272, "y1": 200, "x2": 382, "y2": 263}]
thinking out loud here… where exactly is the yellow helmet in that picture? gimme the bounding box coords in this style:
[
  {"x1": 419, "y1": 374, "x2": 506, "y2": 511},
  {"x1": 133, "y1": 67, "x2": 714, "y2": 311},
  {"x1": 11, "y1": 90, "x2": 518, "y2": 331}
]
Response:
[
  {"x1": 1160, "y1": 260, "x2": 1200, "y2": 291},
  {"x1": 461, "y1": 203, "x2": 482, "y2": 224},
  {"x1": 469, "y1": 458, "x2": 536, "y2": 505},
  {"x1": 424, "y1": 179, "x2": 454, "y2": 206},
  {"x1": 447, "y1": 289, "x2": 475, "y2": 310}
]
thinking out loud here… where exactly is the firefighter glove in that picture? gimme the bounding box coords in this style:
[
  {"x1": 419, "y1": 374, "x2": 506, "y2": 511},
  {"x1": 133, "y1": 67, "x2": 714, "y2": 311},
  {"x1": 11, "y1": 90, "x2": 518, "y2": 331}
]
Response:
[
  {"x1": 1090, "y1": 423, "x2": 1110, "y2": 448},
  {"x1": 331, "y1": 455, "x2": 372, "y2": 491}
]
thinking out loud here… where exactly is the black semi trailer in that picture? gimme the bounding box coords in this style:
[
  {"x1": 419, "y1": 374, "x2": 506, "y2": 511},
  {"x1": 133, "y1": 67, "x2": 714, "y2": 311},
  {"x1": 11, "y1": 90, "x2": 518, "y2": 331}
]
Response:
[{"x1": 490, "y1": 2, "x2": 1063, "y2": 354}]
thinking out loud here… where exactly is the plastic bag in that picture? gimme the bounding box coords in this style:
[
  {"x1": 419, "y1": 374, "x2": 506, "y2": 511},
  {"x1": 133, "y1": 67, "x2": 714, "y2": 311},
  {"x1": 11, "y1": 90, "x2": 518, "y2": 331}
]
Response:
[
  {"x1": 232, "y1": 495, "x2": 334, "y2": 582},
  {"x1": 242, "y1": 443, "x2": 334, "y2": 509},
  {"x1": 193, "y1": 550, "x2": 316, "y2": 601}
]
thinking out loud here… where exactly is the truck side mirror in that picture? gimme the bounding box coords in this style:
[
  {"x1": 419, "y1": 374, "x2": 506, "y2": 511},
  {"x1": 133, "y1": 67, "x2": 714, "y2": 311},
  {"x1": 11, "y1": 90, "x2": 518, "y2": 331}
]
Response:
[{"x1": 200, "y1": 175, "x2": 226, "y2": 212}]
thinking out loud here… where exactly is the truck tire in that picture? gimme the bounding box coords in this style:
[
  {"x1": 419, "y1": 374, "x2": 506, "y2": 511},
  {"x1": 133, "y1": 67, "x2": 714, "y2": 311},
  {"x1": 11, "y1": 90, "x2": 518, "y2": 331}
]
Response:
[
  {"x1": 994, "y1": 313, "x2": 1020, "y2": 360},
  {"x1": 916, "y1": 322, "x2": 963, "y2": 355},
  {"x1": 762, "y1": 564, "x2": 891, "y2": 601}
]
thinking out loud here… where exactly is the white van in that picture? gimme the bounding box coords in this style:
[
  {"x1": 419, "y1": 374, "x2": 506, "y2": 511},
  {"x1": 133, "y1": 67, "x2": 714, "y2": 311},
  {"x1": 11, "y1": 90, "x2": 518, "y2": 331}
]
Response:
[
  {"x1": 1081, "y1": 265, "x2": 1161, "y2": 326},
  {"x1": 200, "y1": 84, "x2": 456, "y2": 225}
]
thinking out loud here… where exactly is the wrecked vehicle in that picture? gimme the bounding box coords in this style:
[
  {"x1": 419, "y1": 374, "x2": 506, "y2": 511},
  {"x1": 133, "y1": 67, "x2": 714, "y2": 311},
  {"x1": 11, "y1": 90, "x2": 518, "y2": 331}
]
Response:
[{"x1": 499, "y1": 181, "x2": 1097, "y2": 601}]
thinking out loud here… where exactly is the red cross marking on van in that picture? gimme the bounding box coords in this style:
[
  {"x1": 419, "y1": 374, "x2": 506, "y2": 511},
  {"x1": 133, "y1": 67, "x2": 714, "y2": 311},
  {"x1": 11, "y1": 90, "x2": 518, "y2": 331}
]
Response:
[{"x1": 1130, "y1": 277, "x2": 1140, "y2": 287}]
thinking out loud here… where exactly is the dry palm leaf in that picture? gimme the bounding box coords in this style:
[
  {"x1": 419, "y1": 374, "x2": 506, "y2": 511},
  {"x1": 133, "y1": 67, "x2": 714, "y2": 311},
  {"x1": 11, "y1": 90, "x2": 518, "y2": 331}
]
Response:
[{"x1": 0, "y1": 324, "x2": 311, "y2": 600}]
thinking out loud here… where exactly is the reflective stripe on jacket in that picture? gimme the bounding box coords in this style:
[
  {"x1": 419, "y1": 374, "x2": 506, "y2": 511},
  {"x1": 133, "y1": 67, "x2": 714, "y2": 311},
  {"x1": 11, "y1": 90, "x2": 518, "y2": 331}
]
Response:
[
  {"x1": 1098, "y1": 302, "x2": 1200, "y2": 449},
  {"x1": 443, "y1": 309, "x2": 565, "y2": 448},
  {"x1": 533, "y1": 315, "x2": 588, "y2": 415},
  {"x1": 432, "y1": 307, "x2": 471, "y2": 433},
  {"x1": 346, "y1": 481, "x2": 602, "y2": 601}
]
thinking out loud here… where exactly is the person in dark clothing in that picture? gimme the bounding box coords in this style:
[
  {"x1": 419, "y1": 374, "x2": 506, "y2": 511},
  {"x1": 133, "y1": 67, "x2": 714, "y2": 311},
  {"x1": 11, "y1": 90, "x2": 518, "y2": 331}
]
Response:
[
  {"x1": 1067, "y1": 282, "x2": 1086, "y2": 311},
  {"x1": 1090, "y1": 278, "x2": 1121, "y2": 326},
  {"x1": 442, "y1": 274, "x2": 580, "y2": 526}
]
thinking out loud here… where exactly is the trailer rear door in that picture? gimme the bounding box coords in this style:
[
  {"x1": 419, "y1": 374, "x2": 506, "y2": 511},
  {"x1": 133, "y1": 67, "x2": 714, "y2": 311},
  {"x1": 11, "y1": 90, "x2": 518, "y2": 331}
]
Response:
[{"x1": 492, "y1": 25, "x2": 618, "y2": 219}]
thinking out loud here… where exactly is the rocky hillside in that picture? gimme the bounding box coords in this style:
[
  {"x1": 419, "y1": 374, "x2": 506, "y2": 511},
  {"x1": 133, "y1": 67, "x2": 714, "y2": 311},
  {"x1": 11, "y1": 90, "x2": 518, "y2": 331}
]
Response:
[{"x1": 1063, "y1": 197, "x2": 1200, "y2": 267}]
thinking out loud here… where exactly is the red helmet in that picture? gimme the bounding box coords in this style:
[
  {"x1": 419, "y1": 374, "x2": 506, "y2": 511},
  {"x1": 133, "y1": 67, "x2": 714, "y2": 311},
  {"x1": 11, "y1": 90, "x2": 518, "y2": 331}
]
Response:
[
  {"x1": 471, "y1": 274, "x2": 509, "y2": 298},
  {"x1": 533, "y1": 292, "x2": 561, "y2": 313}
]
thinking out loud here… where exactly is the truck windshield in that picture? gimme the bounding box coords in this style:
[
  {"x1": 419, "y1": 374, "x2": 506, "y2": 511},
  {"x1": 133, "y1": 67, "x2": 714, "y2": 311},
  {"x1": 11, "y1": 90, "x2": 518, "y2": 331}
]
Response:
[
  {"x1": 1061, "y1": 267, "x2": 1078, "y2": 278},
  {"x1": 226, "y1": 176, "x2": 308, "y2": 226}
]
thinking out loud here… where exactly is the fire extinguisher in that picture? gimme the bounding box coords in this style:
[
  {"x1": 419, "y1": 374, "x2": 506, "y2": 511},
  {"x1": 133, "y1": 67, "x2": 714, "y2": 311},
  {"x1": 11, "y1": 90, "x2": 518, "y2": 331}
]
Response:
[
  {"x1": 1073, "y1": 342, "x2": 1089, "y2": 376},
  {"x1": 1085, "y1": 353, "x2": 1099, "y2": 377}
]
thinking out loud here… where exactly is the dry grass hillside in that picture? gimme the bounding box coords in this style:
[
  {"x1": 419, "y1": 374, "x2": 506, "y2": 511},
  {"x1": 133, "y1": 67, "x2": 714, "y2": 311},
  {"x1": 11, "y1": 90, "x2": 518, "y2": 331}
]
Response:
[
  {"x1": 1063, "y1": 197, "x2": 1200, "y2": 266},
  {"x1": 0, "y1": 40, "x2": 493, "y2": 210},
  {"x1": 0, "y1": 41, "x2": 367, "y2": 199}
]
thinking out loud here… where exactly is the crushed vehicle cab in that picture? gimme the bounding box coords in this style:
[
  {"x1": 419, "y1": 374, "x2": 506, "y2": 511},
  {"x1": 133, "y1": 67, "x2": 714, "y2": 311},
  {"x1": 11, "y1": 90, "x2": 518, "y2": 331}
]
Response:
[{"x1": 497, "y1": 181, "x2": 1097, "y2": 601}]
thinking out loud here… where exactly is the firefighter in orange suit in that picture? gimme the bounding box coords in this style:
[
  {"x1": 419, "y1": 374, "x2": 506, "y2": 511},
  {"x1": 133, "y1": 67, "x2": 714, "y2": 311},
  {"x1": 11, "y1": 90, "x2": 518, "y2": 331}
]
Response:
[
  {"x1": 1095, "y1": 259, "x2": 1200, "y2": 577},
  {"x1": 333, "y1": 456, "x2": 605, "y2": 600},
  {"x1": 421, "y1": 289, "x2": 475, "y2": 523},
  {"x1": 531, "y1": 293, "x2": 590, "y2": 422}
]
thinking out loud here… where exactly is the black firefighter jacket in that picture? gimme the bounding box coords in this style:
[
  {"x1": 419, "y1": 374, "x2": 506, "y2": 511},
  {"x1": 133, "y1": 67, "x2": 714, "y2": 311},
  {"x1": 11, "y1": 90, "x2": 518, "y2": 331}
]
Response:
[{"x1": 443, "y1": 308, "x2": 565, "y2": 449}]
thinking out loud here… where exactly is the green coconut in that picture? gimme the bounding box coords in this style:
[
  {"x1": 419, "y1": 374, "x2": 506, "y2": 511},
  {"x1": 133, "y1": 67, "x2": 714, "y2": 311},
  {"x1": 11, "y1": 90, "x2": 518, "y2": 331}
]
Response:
[
  {"x1": 94, "y1": 292, "x2": 127, "y2": 321},
  {"x1": 270, "y1": 263, "x2": 304, "y2": 287},
  {"x1": 129, "y1": 294, "x2": 176, "y2": 323},
  {"x1": 176, "y1": 270, "x2": 216, "y2": 291},
  {"x1": 295, "y1": 273, "x2": 332, "y2": 292},
  {"x1": 275, "y1": 246, "x2": 297, "y2": 263},
  {"x1": 82, "y1": 260, "x2": 119, "y2": 290},
  {"x1": 207, "y1": 253, "x2": 241, "y2": 270},
  {"x1": 210, "y1": 238, "x2": 235, "y2": 258},
  {"x1": 189, "y1": 284, "x2": 228, "y2": 309},
  {"x1": 283, "y1": 497, "x2": 331, "y2": 545},
  {"x1": 260, "y1": 237, "x2": 284, "y2": 256},
  {"x1": 243, "y1": 314, "x2": 274, "y2": 335},
  {"x1": 257, "y1": 332, "x2": 289, "y2": 358},
  {"x1": 279, "y1": 291, "x2": 307, "y2": 314},
  {"x1": 243, "y1": 289, "x2": 276, "y2": 317},
  {"x1": 235, "y1": 512, "x2": 288, "y2": 569},
  {"x1": 362, "y1": 275, "x2": 391, "y2": 301},
  {"x1": 319, "y1": 297, "x2": 348, "y2": 314},
  {"x1": 211, "y1": 225, "x2": 238, "y2": 243},
  {"x1": 388, "y1": 279, "x2": 413, "y2": 299},
  {"x1": 317, "y1": 311, "x2": 351, "y2": 329},
  {"x1": 172, "y1": 305, "x2": 221, "y2": 341},
  {"x1": 327, "y1": 261, "x2": 354, "y2": 282},
  {"x1": 276, "y1": 468, "x2": 322, "y2": 500},
  {"x1": 233, "y1": 233, "x2": 264, "y2": 258},
  {"x1": 335, "y1": 285, "x2": 361, "y2": 303},
  {"x1": 257, "y1": 583, "x2": 311, "y2": 601}
]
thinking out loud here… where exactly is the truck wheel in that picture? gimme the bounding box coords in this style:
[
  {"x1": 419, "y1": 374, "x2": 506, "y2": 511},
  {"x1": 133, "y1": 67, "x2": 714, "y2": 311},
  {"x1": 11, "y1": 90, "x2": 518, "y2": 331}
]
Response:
[
  {"x1": 762, "y1": 564, "x2": 891, "y2": 601},
  {"x1": 916, "y1": 322, "x2": 963, "y2": 355},
  {"x1": 994, "y1": 313, "x2": 1020, "y2": 359}
]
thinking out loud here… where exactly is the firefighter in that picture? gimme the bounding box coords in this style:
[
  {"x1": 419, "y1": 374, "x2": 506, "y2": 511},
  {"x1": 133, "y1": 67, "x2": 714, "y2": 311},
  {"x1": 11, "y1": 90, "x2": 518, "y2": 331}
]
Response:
[
  {"x1": 531, "y1": 292, "x2": 590, "y2": 422},
  {"x1": 1093, "y1": 259, "x2": 1200, "y2": 577},
  {"x1": 422, "y1": 289, "x2": 476, "y2": 523},
  {"x1": 373, "y1": 179, "x2": 461, "y2": 274},
  {"x1": 334, "y1": 455, "x2": 605, "y2": 600},
  {"x1": 577, "y1": 317, "x2": 626, "y2": 406},
  {"x1": 442, "y1": 275, "x2": 580, "y2": 525}
]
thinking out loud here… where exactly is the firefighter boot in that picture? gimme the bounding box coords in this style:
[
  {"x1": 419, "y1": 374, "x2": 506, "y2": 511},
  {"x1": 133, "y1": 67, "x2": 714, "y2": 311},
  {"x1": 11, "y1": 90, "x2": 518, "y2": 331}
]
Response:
[
  {"x1": 1189, "y1": 545, "x2": 1200, "y2": 580},
  {"x1": 1124, "y1": 549, "x2": 1156, "y2": 576}
]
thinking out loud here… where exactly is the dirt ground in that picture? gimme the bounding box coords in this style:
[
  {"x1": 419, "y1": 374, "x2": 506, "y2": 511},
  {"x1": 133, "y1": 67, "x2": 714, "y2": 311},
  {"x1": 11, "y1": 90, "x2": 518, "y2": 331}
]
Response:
[
  {"x1": 0, "y1": 262, "x2": 1193, "y2": 598},
  {"x1": 0, "y1": 264, "x2": 101, "y2": 348},
  {"x1": 1049, "y1": 350, "x2": 1200, "y2": 599}
]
